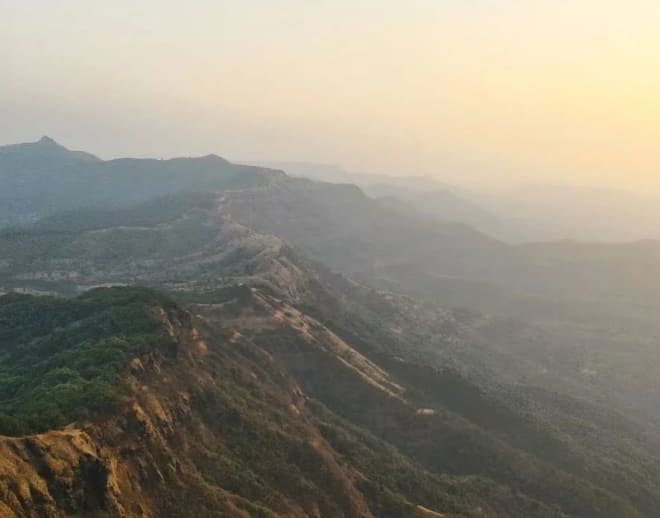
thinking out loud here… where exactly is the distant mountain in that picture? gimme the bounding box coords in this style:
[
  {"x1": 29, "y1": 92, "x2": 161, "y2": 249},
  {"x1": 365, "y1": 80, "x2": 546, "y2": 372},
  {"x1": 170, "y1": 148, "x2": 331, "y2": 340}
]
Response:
[
  {"x1": 217, "y1": 177, "x2": 523, "y2": 282},
  {"x1": 365, "y1": 184, "x2": 497, "y2": 233},
  {"x1": 4, "y1": 140, "x2": 660, "y2": 332},
  {"x1": 249, "y1": 161, "x2": 362, "y2": 184},
  {"x1": 0, "y1": 135, "x2": 101, "y2": 163},
  {"x1": 211, "y1": 176, "x2": 660, "y2": 320},
  {"x1": 252, "y1": 161, "x2": 498, "y2": 230},
  {"x1": 0, "y1": 137, "x2": 285, "y2": 226},
  {"x1": 465, "y1": 184, "x2": 660, "y2": 242},
  {"x1": 258, "y1": 161, "x2": 660, "y2": 243},
  {"x1": 251, "y1": 160, "x2": 450, "y2": 191}
]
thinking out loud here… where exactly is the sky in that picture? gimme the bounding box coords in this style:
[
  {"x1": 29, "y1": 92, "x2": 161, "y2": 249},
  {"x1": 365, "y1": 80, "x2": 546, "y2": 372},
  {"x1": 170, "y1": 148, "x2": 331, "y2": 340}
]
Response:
[{"x1": 2, "y1": 0, "x2": 660, "y2": 192}]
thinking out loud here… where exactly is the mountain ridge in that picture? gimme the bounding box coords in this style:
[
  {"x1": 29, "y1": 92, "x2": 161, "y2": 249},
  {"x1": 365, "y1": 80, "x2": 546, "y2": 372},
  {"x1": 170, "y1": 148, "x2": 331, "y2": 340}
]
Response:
[
  {"x1": 0, "y1": 287, "x2": 573, "y2": 518},
  {"x1": 0, "y1": 137, "x2": 286, "y2": 227},
  {"x1": 2, "y1": 139, "x2": 660, "y2": 516}
]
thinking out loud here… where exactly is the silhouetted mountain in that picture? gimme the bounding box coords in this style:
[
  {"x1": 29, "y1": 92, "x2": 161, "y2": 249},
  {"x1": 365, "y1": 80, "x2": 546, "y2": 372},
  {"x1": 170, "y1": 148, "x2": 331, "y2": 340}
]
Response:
[
  {"x1": 0, "y1": 135, "x2": 101, "y2": 162},
  {"x1": 0, "y1": 137, "x2": 285, "y2": 226}
]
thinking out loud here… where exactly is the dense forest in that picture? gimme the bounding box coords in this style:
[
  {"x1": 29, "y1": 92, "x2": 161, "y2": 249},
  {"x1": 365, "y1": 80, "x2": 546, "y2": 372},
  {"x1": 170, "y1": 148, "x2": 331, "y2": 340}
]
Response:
[{"x1": 0, "y1": 288, "x2": 175, "y2": 435}]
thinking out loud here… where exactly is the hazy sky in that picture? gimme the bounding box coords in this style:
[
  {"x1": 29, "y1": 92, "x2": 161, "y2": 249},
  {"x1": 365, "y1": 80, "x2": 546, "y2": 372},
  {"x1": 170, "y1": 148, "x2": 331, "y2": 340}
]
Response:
[{"x1": 2, "y1": 1, "x2": 659, "y2": 191}]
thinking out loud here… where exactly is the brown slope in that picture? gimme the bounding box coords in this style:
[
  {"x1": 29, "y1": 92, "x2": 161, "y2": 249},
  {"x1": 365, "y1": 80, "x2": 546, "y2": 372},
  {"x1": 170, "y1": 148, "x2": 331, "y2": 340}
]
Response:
[
  {"x1": 0, "y1": 303, "x2": 375, "y2": 518},
  {"x1": 0, "y1": 287, "x2": 570, "y2": 518}
]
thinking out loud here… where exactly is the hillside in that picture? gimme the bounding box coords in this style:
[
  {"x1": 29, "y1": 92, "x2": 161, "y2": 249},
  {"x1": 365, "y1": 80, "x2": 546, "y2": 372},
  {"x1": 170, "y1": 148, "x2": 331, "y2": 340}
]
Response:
[
  {"x1": 0, "y1": 287, "x2": 178, "y2": 435},
  {"x1": 0, "y1": 288, "x2": 571, "y2": 518},
  {"x1": 215, "y1": 176, "x2": 660, "y2": 321}
]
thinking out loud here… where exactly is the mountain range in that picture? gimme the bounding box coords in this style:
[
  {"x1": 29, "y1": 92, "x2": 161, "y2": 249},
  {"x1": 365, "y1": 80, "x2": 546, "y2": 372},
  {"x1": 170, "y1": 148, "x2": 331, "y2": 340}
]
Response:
[
  {"x1": 257, "y1": 161, "x2": 660, "y2": 243},
  {"x1": 0, "y1": 137, "x2": 283, "y2": 227},
  {"x1": 1, "y1": 138, "x2": 660, "y2": 517}
]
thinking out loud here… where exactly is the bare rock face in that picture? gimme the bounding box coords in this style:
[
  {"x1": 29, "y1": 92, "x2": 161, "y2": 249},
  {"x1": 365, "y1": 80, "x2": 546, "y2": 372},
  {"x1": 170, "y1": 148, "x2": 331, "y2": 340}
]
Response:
[{"x1": 0, "y1": 430, "x2": 121, "y2": 517}]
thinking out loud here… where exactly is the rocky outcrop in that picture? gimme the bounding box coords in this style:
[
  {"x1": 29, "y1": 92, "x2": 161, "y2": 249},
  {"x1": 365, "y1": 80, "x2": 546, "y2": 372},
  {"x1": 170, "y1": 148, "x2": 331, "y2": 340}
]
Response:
[{"x1": 0, "y1": 430, "x2": 120, "y2": 517}]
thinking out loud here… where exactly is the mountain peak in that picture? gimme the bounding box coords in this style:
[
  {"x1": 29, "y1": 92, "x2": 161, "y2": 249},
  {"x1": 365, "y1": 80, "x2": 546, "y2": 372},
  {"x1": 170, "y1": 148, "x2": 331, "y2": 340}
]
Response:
[
  {"x1": 37, "y1": 135, "x2": 59, "y2": 146},
  {"x1": 16, "y1": 136, "x2": 101, "y2": 162},
  {"x1": 201, "y1": 153, "x2": 230, "y2": 164}
]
